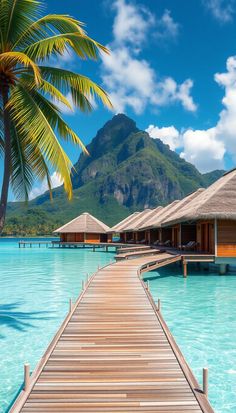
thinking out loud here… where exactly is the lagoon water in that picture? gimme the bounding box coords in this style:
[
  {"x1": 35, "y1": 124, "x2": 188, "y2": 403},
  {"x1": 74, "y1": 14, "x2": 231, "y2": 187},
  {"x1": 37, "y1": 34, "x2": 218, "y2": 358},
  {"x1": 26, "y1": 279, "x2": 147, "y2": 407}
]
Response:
[
  {"x1": 145, "y1": 264, "x2": 236, "y2": 413},
  {"x1": 0, "y1": 239, "x2": 235, "y2": 413},
  {"x1": 0, "y1": 238, "x2": 115, "y2": 412}
]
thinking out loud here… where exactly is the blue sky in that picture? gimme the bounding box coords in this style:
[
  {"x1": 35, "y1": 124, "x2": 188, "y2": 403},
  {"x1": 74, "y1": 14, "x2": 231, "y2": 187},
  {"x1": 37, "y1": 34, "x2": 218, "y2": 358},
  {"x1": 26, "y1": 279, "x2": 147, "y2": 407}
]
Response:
[{"x1": 3, "y1": 0, "x2": 236, "y2": 199}]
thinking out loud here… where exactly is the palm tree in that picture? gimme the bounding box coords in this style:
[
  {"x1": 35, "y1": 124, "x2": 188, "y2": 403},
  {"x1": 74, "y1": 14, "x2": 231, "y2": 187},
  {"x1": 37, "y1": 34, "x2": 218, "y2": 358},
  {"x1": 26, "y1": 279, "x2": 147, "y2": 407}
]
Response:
[{"x1": 0, "y1": 0, "x2": 112, "y2": 233}]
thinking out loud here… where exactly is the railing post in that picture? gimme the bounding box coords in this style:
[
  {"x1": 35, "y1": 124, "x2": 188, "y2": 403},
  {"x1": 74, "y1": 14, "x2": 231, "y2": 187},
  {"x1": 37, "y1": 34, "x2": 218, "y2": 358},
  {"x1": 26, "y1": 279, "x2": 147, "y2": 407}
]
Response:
[
  {"x1": 157, "y1": 298, "x2": 161, "y2": 312},
  {"x1": 146, "y1": 280, "x2": 149, "y2": 291},
  {"x1": 203, "y1": 368, "x2": 208, "y2": 398},
  {"x1": 82, "y1": 280, "x2": 85, "y2": 290},
  {"x1": 86, "y1": 273, "x2": 89, "y2": 284},
  {"x1": 24, "y1": 364, "x2": 30, "y2": 392},
  {"x1": 69, "y1": 298, "x2": 73, "y2": 313},
  {"x1": 183, "y1": 260, "x2": 188, "y2": 278}
]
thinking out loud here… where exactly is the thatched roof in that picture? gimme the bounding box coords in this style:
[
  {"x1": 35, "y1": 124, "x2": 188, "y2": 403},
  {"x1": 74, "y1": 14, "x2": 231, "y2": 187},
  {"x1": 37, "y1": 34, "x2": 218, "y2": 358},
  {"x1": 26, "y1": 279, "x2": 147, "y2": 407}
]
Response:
[
  {"x1": 54, "y1": 212, "x2": 111, "y2": 234},
  {"x1": 140, "y1": 188, "x2": 205, "y2": 230},
  {"x1": 163, "y1": 169, "x2": 236, "y2": 225},
  {"x1": 139, "y1": 200, "x2": 180, "y2": 230},
  {"x1": 125, "y1": 207, "x2": 163, "y2": 231},
  {"x1": 122, "y1": 209, "x2": 152, "y2": 232},
  {"x1": 109, "y1": 212, "x2": 140, "y2": 232}
]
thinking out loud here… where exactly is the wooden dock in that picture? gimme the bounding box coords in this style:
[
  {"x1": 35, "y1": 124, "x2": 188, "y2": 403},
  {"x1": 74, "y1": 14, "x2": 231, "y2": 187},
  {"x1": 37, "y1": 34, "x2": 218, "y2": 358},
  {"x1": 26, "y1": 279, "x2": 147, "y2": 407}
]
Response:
[
  {"x1": 10, "y1": 253, "x2": 214, "y2": 413},
  {"x1": 18, "y1": 241, "x2": 132, "y2": 250},
  {"x1": 19, "y1": 241, "x2": 52, "y2": 248},
  {"x1": 115, "y1": 248, "x2": 161, "y2": 261},
  {"x1": 116, "y1": 245, "x2": 151, "y2": 254}
]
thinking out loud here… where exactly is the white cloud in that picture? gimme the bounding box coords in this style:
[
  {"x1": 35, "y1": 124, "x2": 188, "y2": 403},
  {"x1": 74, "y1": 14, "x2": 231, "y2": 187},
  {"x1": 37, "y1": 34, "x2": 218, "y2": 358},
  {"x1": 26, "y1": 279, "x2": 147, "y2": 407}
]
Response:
[
  {"x1": 29, "y1": 172, "x2": 63, "y2": 200},
  {"x1": 214, "y1": 56, "x2": 236, "y2": 160},
  {"x1": 101, "y1": 0, "x2": 196, "y2": 114},
  {"x1": 156, "y1": 9, "x2": 180, "y2": 40},
  {"x1": 112, "y1": 0, "x2": 154, "y2": 45},
  {"x1": 146, "y1": 124, "x2": 181, "y2": 151},
  {"x1": 180, "y1": 129, "x2": 225, "y2": 172},
  {"x1": 176, "y1": 79, "x2": 197, "y2": 112},
  {"x1": 146, "y1": 56, "x2": 236, "y2": 172},
  {"x1": 203, "y1": 0, "x2": 235, "y2": 23}
]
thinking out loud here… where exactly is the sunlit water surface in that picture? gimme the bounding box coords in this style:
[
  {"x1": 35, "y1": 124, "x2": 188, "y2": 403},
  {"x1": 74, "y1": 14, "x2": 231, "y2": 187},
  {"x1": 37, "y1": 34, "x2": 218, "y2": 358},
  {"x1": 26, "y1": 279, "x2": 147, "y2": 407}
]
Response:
[
  {"x1": 0, "y1": 238, "x2": 115, "y2": 412},
  {"x1": 1, "y1": 240, "x2": 236, "y2": 413},
  {"x1": 144, "y1": 264, "x2": 236, "y2": 413}
]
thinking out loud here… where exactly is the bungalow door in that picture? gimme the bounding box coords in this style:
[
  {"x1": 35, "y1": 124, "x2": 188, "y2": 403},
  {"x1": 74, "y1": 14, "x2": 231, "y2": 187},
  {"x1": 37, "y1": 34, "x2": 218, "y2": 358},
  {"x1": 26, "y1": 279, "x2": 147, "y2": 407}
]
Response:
[
  {"x1": 173, "y1": 227, "x2": 179, "y2": 248},
  {"x1": 201, "y1": 223, "x2": 214, "y2": 253}
]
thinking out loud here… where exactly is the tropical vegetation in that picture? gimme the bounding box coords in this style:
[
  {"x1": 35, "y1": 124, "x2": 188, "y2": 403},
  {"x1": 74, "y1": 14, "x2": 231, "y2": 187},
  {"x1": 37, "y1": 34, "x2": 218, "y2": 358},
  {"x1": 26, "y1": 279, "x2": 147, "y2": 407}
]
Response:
[
  {"x1": 4, "y1": 114, "x2": 224, "y2": 236},
  {"x1": 0, "y1": 0, "x2": 112, "y2": 233}
]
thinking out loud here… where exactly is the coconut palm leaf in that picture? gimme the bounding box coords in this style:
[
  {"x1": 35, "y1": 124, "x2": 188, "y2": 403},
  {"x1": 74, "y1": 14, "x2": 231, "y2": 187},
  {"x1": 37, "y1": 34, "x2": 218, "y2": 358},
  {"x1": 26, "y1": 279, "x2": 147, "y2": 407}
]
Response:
[
  {"x1": 0, "y1": 51, "x2": 41, "y2": 84},
  {"x1": 8, "y1": 84, "x2": 73, "y2": 198},
  {"x1": 10, "y1": 122, "x2": 34, "y2": 200},
  {"x1": 24, "y1": 33, "x2": 108, "y2": 61},
  {"x1": 0, "y1": 0, "x2": 112, "y2": 232},
  {"x1": 20, "y1": 74, "x2": 73, "y2": 109},
  {"x1": 14, "y1": 14, "x2": 87, "y2": 49},
  {"x1": 0, "y1": 0, "x2": 41, "y2": 50},
  {"x1": 39, "y1": 67, "x2": 112, "y2": 109}
]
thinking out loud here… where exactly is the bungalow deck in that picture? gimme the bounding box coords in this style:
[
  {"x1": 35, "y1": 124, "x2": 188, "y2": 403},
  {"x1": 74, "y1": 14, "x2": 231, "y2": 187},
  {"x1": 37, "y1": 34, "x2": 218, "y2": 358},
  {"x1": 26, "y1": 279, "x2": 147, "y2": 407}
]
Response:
[{"x1": 10, "y1": 253, "x2": 214, "y2": 413}]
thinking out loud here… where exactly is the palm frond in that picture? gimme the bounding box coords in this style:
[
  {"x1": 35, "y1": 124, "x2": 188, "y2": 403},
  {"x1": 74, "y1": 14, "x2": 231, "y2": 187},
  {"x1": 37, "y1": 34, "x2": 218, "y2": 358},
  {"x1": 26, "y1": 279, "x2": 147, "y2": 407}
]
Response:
[
  {"x1": 25, "y1": 88, "x2": 89, "y2": 154},
  {"x1": 24, "y1": 33, "x2": 108, "y2": 61},
  {"x1": 0, "y1": 51, "x2": 41, "y2": 84},
  {"x1": 0, "y1": 0, "x2": 41, "y2": 51},
  {"x1": 10, "y1": 121, "x2": 34, "y2": 200},
  {"x1": 20, "y1": 73, "x2": 73, "y2": 110},
  {"x1": 39, "y1": 66, "x2": 112, "y2": 109},
  {"x1": 14, "y1": 14, "x2": 86, "y2": 49},
  {"x1": 8, "y1": 84, "x2": 73, "y2": 198},
  {"x1": 10, "y1": 120, "x2": 54, "y2": 200}
]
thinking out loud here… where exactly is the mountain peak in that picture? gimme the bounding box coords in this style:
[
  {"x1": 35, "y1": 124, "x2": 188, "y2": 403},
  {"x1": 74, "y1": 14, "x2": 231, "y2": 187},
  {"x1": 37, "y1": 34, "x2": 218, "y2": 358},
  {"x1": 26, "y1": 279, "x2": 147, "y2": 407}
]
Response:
[{"x1": 80, "y1": 114, "x2": 138, "y2": 160}]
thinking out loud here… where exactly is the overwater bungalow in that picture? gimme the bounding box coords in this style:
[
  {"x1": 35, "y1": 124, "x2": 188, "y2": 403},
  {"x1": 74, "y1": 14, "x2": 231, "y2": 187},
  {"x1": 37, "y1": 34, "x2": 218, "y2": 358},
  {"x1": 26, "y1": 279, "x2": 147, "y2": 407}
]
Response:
[
  {"x1": 139, "y1": 189, "x2": 205, "y2": 247},
  {"x1": 109, "y1": 212, "x2": 140, "y2": 243},
  {"x1": 122, "y1": 207, "x2": 163, "y2": 244},
  {"x1": 54, "y1": 212, "x2": 112, "y2": 243},
  {"x1": 162, "y1": 169, "x2": 236, "y2": 268}
]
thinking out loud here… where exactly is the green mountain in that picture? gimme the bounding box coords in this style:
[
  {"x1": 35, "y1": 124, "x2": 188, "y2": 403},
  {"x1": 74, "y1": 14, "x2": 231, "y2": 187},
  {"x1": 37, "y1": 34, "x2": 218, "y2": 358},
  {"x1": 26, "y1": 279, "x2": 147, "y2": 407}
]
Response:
[{"x1": 5, "y1": 114, "x2": 224, "y2": 235}]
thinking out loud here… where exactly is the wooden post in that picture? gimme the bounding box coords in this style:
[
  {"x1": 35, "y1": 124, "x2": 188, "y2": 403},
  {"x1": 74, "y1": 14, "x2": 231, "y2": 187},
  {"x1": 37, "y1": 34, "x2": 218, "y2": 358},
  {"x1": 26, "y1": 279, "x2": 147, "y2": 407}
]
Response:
[
  {"x1": 69, "y1": 298, "x2": 73, "y2": 313},
  {"x1": 157, "y1": 298, "x2": 161, "y2": 312},
  {"x1": 146, "y1": 280, "x2": 149, "y2": 291},
  {"x1": 82, "y1": 280, "x2": 85, "y2": 290},
  {"x1": 86, "y1": 273, "x2": 89, "y2": 284},
  {"x1": 203, "y1": 368, "x2": 208, "y2": 398},
  {"x1": 183, "y1": 261, "x2": 187, "y2": 278},
  {"x1": 24, "y1": 364, "x2": 30, "y2": 391}
]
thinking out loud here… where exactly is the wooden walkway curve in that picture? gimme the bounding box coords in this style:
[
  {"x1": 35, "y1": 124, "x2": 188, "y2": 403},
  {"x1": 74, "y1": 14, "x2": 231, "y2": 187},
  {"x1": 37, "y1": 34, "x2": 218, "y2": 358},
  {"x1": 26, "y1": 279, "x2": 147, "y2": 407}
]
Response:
[{"x1": 10, "y1": 253, "x2": 214, "y2": 413}]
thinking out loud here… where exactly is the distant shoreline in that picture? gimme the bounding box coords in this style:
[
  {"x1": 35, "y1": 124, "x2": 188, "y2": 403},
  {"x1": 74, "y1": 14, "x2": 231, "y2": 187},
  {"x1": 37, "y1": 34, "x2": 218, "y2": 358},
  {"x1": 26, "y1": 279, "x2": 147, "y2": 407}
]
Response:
[{"x1": 0, "y1": 235, "x2": 58, "y2": 239}]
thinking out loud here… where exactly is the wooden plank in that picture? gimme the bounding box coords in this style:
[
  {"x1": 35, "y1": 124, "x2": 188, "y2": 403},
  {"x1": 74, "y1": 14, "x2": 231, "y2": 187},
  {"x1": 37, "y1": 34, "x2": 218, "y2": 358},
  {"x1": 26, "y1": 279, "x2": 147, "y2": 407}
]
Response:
[{"x1": 9, "y1": 255, "x2": 214, "y2": 413}]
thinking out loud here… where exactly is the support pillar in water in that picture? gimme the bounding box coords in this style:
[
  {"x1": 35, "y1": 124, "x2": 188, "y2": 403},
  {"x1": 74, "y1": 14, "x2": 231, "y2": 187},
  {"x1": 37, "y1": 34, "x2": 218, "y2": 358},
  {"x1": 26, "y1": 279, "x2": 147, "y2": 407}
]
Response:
[
  {"x1": 183, "y1": 261, "x2": 187, "y2": 278},
  {"x1": 219, "y1": 263, "x2": 227, "y2": 275}
]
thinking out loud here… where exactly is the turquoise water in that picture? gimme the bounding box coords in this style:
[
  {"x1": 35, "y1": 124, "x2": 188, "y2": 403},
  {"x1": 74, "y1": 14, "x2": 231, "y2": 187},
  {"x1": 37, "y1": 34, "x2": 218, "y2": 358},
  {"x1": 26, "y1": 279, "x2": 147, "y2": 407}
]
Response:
[
  {"x1": 1, "y1": 241, "x2": 235, "y2": 413},
  {"x1": 0, "y1": 238, "x2": 115, "y2": 413},
  {"x1": 144, "y1": 264, "x2": 236, "y2": 413}
]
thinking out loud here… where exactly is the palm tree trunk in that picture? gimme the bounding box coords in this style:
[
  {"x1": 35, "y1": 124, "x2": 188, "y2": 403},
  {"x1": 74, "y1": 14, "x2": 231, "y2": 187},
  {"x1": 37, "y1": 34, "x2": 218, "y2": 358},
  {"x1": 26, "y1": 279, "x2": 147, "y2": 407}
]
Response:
[{"x1": 0, "y1": 85, "x2": 11, "y2": 234}]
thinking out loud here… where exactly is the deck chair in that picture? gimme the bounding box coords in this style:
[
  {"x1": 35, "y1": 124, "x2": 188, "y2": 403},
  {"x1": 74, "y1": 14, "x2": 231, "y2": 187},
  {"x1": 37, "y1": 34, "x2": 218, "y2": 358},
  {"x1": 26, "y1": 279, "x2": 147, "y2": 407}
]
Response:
[
  {"x1": 179, "y1": 241, "x2": 196, "y2": 251},
  {"x1": 137, "y1": 238, "x2": 146, "y2": 244},
  {"x1": 153, "y1": 240, "x2": 160, "y2": 246},
  {"x1": 159, "y1": 240, "x2": 171, "y2": 247}
]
